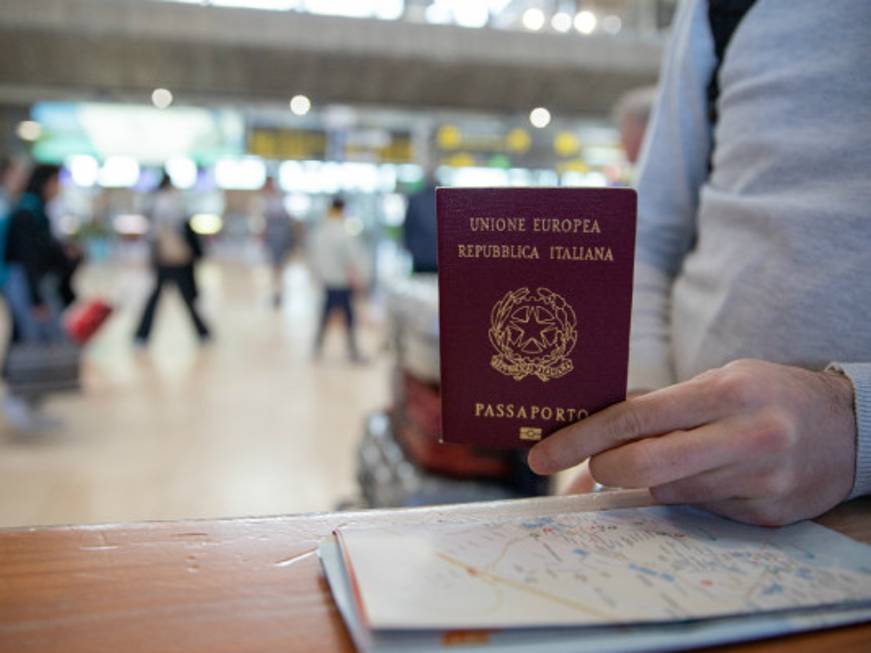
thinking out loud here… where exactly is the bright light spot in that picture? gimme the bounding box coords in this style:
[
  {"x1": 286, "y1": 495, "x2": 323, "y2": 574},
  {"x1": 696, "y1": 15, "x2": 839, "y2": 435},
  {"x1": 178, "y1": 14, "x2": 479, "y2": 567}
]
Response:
[
  {"x1": 211, "y1": 0, "x2": 300, "y2": 9},
  {"x1": 584, "y1": 145, "x2": 623, "y2": 166},
  {"x1": 98, "y1": 156, "x2": 140, "y2": 188},
  {"x1": 574, "y1": 10, "x2": 597, "y2": 34},
  {"x1": 397, "y1": 164, "x2": 423, "y2": 183},
  {"x1": 112, "y1": 213, "x2": 150, "y2": 236},
  {"x1": 381, "y1": 193, "x2": 407, "y2": 227},
  {"x1": 58, "y1": 214, "x2": 82, "y2": 236},
  {"x1": 338, "y1": 162, "x2": 379, "y2": 192},
  {"x1": 449, "y1": 166, "x2": 509, "y2": 187},
  {"x1": 562, "y1": 170, "x2": 608, "y2": 187},
  {"x1": 289, "y1": 94, "x2": 312, "y2": 116},
  {"x1": 453, "y1": 3, "x2": 489, "y2": 28},
  {"x1": 602, "y1": 14, "x2": 622, "y2": 34},
  {"x1": 278, "y1": 160, "x2": 337, "y2": 194},
  {"x1": 551, "y1": 12, "x2": 572, "y2": 33},
  {"x1": 151, "y1": 88, "x2": 173, "y2": 110},
  {"x1": 424, "y1": 3, "x2": 451, "y2": 24},
  {"x1": 67, "y1": 154, "x2": 99, "y2": 187},
  {"x1": 373, "y1": 0, "x2": 404, "y2": 20},
  {"x1": 529, "y1": 107, "x2": 551, "y2": 129},
  {"x1": 284, "y1": 192, "x2": 311, "y2": 216},
  {"x1": 522, "y1": 8, "x2": 545, "y2": 31},
  {"x1": 278, "y1": 160, "x2": 303, "y2": 192},
  {"x1": 16, "y1": 120, "x2": 42, "y2": 142},
  {"x1": 214, "y1": 156, "x2": 267, "y2": 190},
  {"x1": 344, "y1": 216, "x2": 364, "y2": 237},
  {"x1": 322, "y1": 104, "x2": 356, "y2": 129},
  {"x1": 585, "y1": 171, "x2": 608, "y2": 186},
  {"x1": 190, "y1": 213, "x2": 224, "y2": 235},
  {"x1": 536, "y1": 169, "x2": 560, "y2": 186},
  {"x1": 377, "y1": 164, "x2": 398, "y2": 193},
  {"x1": 505, "y1": 128, "x2": 531, "y2": 152},
  {"x1": 165, "y1": 157, "x2": 198, "y2": 189},
  {"x1": 554, "y1": 131, "x2": 580, "y2": 156},
  {"x1": 437, "y1": 124, "x2": 462, "y2": 149},
  {"x1": 561, "y1": 171, "x2": 585, "y2": 186},
  {"x1": 301, "y1": 0, "x2": 402, "y2": 19}
]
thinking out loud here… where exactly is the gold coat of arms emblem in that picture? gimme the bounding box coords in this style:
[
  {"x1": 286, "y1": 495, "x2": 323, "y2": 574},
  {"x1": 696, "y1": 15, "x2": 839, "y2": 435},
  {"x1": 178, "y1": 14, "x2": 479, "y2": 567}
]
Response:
[{"x1": 489, "y1": 287, "x2": 578, "y2": 382}]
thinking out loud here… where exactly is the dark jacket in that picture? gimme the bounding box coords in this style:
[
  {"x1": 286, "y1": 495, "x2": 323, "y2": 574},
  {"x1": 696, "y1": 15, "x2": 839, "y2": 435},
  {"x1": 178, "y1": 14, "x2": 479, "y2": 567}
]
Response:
[
  {"x1": 402, "y1": 185, "x2": 438, "y2": 273},
  {"x1": 4, "y1": 193, "x2": 70, "y2": 306}
]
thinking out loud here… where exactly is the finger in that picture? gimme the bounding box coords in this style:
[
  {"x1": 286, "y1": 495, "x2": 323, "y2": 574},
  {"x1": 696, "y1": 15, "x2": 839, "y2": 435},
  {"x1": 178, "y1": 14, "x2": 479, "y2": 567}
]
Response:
[
  {"x1": 698, "y1": 498, "x2": 791, "y2": 527},
  {"x1": 587, "y1": 417, "x2": 754, "y2": 488},
  {"x1": 650, "y1": 464, "x2": 760, "y2": 504},
  {"x1": 528, "y1": 378, "x2": 730, "y2": 474},
  {"x1": 563, "y1": 461, "x2": 596, "y2": 494}
]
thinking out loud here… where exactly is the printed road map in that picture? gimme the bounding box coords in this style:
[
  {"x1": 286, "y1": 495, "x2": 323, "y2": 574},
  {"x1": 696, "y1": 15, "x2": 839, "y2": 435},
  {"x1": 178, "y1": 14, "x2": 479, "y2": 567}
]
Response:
[{"x1": 336, "y1": 506, "x2": 871, "y2": 629}]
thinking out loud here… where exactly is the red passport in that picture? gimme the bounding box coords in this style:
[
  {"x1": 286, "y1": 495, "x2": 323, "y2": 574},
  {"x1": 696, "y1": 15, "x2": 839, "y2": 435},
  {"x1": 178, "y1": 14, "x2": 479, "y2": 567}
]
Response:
[{"x1": 437, "y1": 187, "x2": 636, "y2": 448}]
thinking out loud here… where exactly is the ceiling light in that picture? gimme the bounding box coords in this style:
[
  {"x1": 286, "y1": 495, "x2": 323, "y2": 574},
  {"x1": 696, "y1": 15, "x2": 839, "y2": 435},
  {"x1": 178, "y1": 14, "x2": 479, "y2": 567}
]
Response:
[
  {"x1": 16, "y1": 120, "x2": 42, "y2": 142},
  {"x1": 574, "y1": 10, "x2": 597, "y2": 35},
  {"x1": 151, "y1": 88, "x2": 173, "y2": 110},
  {"x1": 289, "y1": 94, "x2": 312, "y2": 116},
  {"x1": 522, "y1": 8, "x2": 545, "y2": 31},
  {"x1": 529, "y1": 107, "x2": 551, "y2": 129},
  {"x1": 551, "y1": 12, "x2": 572, "y2": 33},
  {"x1": 67, "y1": 155, "x2": 99, "y2": 187},
  {"x1": 602, "y1": 14, "x2": 622, "y2": 35}
]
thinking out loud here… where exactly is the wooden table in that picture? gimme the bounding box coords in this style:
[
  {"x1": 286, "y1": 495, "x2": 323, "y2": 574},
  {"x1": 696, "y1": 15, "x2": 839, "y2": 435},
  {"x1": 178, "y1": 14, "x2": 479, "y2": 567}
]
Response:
[{"x1": 1, "y1": 491, "x2": 870, "y2": 652}]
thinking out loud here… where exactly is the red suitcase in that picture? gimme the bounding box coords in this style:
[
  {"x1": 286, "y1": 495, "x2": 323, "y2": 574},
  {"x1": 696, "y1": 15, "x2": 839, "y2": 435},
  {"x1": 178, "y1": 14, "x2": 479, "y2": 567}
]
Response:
[{"x1": 66, "y1": 299, "x2": 113, "y2": 345}]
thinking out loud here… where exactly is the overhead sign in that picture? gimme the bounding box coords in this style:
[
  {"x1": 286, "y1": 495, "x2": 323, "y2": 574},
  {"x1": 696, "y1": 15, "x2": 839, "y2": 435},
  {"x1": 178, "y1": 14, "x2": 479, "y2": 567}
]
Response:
[{"x1": 32, "y1": 102, "x2": 244, "y2": 164}]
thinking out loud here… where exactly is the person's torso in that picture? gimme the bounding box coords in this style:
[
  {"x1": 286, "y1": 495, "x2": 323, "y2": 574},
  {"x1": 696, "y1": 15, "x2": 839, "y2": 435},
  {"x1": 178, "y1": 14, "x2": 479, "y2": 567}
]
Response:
[
  {"x1": 310, "y1": 220, "x2": 356, "y2": 287},
  {"x1": 263, "y1": 197, "x2": 293, "y2": 245},
  {"x1": 4, "y1": 195, "x2": 58, "y2": 271},
  {"x1": 150, "y1": 191, "x2": 191, "y2": 265},
  {"x1": 672, "y1": 0, "x2": 871, "y2": 378}
]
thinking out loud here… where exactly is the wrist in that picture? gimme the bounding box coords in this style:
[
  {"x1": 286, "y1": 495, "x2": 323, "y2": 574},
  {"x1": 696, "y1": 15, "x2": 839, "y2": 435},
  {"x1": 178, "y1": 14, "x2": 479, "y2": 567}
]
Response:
[
  {"x1": 818, "y1": 368, "x2": 858, "y2": 501},
  {"x1": 827, "y1": 363, "x2": 871, "y2": 499}
]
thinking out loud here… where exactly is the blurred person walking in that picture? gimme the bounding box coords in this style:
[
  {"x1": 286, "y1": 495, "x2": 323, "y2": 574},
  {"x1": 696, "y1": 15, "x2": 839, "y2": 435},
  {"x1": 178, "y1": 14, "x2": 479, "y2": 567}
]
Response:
[
  {"x1": 308, "y1": 197, "x2": 370, "y2": 363},
  {"x1": 255, "y1": 177, "x2": 296, "y2": 308},
  {"x1": 2, "y1": 164, "x2": 79, "y2": 431},
  {"x1": 133, "y1": 174, "x2": 210, "y2": 345}
]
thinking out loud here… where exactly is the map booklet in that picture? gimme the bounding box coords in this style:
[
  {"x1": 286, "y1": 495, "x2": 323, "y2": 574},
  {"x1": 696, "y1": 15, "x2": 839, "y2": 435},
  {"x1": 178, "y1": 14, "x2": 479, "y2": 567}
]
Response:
[
  {"x1": 436, "y1": 187, "x2": 636, "y2": 448},
  {"x1": 319, "y1": 504, "x2": 871, "y2": 652}
]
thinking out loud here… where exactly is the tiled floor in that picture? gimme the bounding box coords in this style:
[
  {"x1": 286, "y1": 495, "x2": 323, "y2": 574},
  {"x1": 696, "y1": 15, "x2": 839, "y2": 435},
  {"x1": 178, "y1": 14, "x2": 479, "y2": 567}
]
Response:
[{"x1": 0, "y1": 257, "x2": 392, "y2": 528}]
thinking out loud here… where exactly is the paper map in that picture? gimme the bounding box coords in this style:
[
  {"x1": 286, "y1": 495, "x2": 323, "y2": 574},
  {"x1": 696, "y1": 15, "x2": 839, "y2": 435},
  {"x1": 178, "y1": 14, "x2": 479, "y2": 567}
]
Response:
[{"x1": 336, "y1": 506, "x2": 871, "y2": 630}]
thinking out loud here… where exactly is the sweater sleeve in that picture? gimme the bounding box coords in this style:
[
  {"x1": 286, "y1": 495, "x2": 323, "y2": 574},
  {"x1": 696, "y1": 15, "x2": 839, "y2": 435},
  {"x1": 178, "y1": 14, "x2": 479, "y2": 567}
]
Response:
[
  {"x1": 828, "y1": 363, "x2": 871, "y2": 499},
  {"x1": 627, "y1": 0, "x2": 717, "y2": 391}
]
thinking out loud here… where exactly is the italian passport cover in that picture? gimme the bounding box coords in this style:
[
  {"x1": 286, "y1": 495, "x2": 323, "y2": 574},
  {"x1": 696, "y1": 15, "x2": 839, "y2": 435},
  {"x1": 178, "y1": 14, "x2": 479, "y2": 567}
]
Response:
[{"x1": 436, "y1": 187, "x2": 636, "y2": 448}]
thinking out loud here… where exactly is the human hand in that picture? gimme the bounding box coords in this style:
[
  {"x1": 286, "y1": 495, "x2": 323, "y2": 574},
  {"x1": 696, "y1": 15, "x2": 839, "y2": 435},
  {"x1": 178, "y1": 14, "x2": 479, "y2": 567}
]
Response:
[{"x1": 528, "y1": 359, "x2": 857, "y2": 526}]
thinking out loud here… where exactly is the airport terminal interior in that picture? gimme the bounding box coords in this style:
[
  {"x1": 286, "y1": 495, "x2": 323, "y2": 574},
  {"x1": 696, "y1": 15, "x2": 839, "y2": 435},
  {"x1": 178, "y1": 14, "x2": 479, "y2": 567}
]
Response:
[{"x1": 0, "y1": 0, "x2": 674, "y2": 528}]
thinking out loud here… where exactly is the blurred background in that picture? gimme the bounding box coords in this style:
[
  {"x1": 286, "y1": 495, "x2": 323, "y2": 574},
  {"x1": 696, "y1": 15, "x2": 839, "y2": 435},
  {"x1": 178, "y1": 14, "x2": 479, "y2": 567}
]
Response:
[{"x1": 0, "y1": 0, "x2": 672, "y2": 527}]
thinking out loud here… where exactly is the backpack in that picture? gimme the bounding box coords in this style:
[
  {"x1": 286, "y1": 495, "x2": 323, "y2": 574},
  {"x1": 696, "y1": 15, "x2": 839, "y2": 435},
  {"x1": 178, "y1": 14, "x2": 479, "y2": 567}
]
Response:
[{"x1": 707, "y1": 0, "x2": 757, "y2": 126}]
